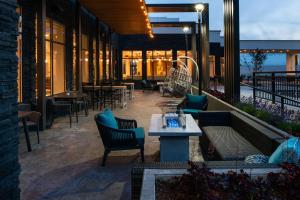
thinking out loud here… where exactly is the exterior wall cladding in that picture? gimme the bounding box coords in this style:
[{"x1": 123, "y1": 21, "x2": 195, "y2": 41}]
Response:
[{"x1": 0, "y1": 0, "x2": 20, "y2": 199}]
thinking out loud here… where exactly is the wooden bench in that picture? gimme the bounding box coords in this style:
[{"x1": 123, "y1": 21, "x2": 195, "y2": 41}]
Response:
[
  {"x1": 202, "y1": 126, "x2": 261, "y2": 160},
  {"x1": 198, "y1": 111, "x2": 286, "y2": 161}
]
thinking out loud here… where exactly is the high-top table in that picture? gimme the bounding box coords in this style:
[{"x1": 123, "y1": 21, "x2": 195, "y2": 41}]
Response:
[
  {"x1": 101, "y1": 85, "x2": 128, "y2": 108},
  {"x1": 123, "y1": 82, "x2": 135, "y2": 100},
  {"x1": 53, "y1": 91, "x2": 88, "y2": 123},
  {"x1": 148, "y1": 114, "x2": 202, "y2": 162}
]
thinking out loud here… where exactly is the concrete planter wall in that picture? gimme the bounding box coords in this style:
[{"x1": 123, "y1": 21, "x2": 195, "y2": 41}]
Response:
[{"x1": 140, "y1": 167, "x2": 281, "y2": 200}]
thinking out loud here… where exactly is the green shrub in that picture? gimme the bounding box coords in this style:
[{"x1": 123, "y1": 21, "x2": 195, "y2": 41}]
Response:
[
  {"x1": 255, "y1": 110, "x2": 273, "y2": 123},
  {"x1": 277, "y1": 121, "x2": 300, "y2": 136}
]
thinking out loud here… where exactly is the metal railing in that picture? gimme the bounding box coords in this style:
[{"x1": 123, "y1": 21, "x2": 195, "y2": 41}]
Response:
[
  {"x1": 241, "y1": 83, "x2": 300, "y2": 115},
  {"x1": 253, "y1": 71, "x2": 300, "y2": 102}
]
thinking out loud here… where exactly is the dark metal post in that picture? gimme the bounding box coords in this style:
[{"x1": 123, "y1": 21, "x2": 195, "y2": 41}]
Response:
[
  {"x1": 75, "y1": 0, "x2": 82, "y2": 91},
  {"x1": 201, "y1": 4, "x2": 210, "y2": 90},
  {"x1": 197, "y1": 15, "x2": 202, "y2": 95},
  {"x1": 253, "y1": 72, "x2": 256, "y2": 107},
  {"x1": 224, "y1": 0, "x2": 240, "y2": 104},
  {"x1": 36, "y1": 0, "x2": 46, "y2": 130},
  {"x1": 96, "y1": 18, "x2": 100, "y2": 85},
  {"x1": 272, "y1": 72, "x2": 275, "y2": 103},
  {"x1": 280, "y1": 97, "x2": 284, "y2": 117},
  {"x1": 191, "y1": 24, "x2": 197, "y2": 84},
  {"x1": 142, "y1": 49, "x2": 147, "y2": 80}
]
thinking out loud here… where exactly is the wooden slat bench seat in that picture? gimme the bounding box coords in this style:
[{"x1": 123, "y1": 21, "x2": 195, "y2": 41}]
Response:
[{"x1": 202, "y1": 126, "x2": 261, "y2": 160}]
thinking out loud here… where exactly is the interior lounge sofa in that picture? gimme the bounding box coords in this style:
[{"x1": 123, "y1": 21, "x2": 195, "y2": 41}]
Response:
[{"x1": 198, "y1": 111, "x2": 287, "y2": 161}]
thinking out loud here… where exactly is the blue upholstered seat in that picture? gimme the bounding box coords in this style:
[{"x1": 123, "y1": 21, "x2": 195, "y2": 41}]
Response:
[
  {"x1": 94, "y1": 109, "x2": 145, "y2": 166},
  {"x1": 182, "y1": 109, "x2": 203, "y2": 118},
  {"x1": 177, "y1": 94, "x2": 208, "y2": 119},
  {"x1": 133, "y1": 127, "x2": 145, "y2": 145},
  {"x1": 95, "y1": 108, "x2": 118, "y2": 129},
  {"x1": 245, "y1": 137, "x2": 300, "y2": 165},
  {"x1": 268, "y1": 137, "x2": 300, "y2": 164}
]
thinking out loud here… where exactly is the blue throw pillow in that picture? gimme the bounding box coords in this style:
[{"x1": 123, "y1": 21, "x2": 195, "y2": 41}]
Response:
[
  {"x1": 95, "y1": 108, "x2": 118, "y2": 129},
  {"x1": 268, "y1": 137, "x2": 300, "y2": 164},
  {"x1": 186, "y1": 94, "x2": 207, "y2": 109}
]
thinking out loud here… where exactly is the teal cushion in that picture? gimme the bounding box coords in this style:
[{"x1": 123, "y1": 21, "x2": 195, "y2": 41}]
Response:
[
  {"x1": 134, "y1": 127, "x2": 145, "y2": 145},
  {"x1": 186, "y1": 94, "x2": 207, "y2": 109},
  {"x1": 268, "y1": 137, "x2": 300, "y2": 164},
  {"x1": 245, "y1": 154, "x2": 269, "y2": 164},
  {"x1": 95, "y1": 109, "x2": 118, "y2": 129},
  {"x1": 182, "y1": 108, "x2": 201, "y2": 118}
]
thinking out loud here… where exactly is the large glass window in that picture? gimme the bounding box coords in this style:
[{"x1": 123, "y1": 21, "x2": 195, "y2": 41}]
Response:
[
  {"x1": 72, "y1": 30, "x2": 77, "y2": 90},
  {"x1": 93, "y1": 39, "x2": 97, "y2": 84},
  {"x1": 99, "y1": 40, "x2": 103, "y2": 80},
  {"x1": 147, "y1": 50, "x2": 172, "y2": 80},
  {"x1": 17, "y1": 7, "x2": 22, "y2": 102},
  {"x1": 45, "y1": 19, "x2": 66, "y2": 96},
  {"x1": 177, "y1": 50, "x2": 194, "y2": 76},
  {"x1": 106, "y1": 42, "x2": 110, "y2": 80},
  {"x1": 122, "y1": 50, "x2": 142, "y2": 80},
  {"x1": 81, "y1": 34, "x2": 89, "y2": 83}
]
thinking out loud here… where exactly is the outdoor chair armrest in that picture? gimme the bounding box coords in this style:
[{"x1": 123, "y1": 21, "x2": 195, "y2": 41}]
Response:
[
  {"x1": 115, "y1": 117, "x2": 137, "y2": 129},
  {"x1": 97, "y1": 124, "x2": 141, "y2": 148},
  {"x1": 28, "y1": 111, "x2": 41, "y2": 123},
  {"x1": 177, "y1": 98, "x2": 187, "y2": 110},
  {"x1": 202, "y1": 101, "x2": 208, "y2": 111}
]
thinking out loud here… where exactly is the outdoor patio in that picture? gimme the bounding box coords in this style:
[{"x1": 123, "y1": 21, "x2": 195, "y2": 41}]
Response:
[{"x1": 19, "y1": 91, "x2": 203, "y2": 200}]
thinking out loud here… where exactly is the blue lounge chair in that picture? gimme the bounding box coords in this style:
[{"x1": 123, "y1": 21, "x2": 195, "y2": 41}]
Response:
[
  {"x1": 95, "y1": 109, "x2": 145, "y2": 166},
  {"x1": 177, "y1": 94, "x2": 208, "y2": 119}
]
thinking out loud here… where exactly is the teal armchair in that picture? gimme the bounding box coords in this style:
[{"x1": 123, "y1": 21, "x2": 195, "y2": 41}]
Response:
[
  {"x1": 177, "y1": 94, "x2": 208, "y2": 119},
  {"x1": 95, "y1": 109, "x2": 145, "y2": 166}
]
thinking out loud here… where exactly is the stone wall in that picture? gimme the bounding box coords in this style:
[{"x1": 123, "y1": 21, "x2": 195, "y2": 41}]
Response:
[{"x1": 0, "y1": 0, "x2": 20, "y2": 199}]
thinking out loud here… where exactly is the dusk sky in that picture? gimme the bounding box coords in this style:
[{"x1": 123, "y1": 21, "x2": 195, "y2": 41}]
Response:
[{"x1": 147, "y1": 0, "x2": 300, "y2": 40}]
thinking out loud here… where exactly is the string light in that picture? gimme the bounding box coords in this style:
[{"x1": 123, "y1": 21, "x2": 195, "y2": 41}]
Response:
[{"x1": 139, "y1": 0, "x2": 153, "y2": 38}]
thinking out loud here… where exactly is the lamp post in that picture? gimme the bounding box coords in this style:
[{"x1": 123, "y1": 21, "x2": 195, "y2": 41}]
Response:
[
  {"x1": 195, "y1": 3, "x2": 204, "y2": 95},
  {"x1": 182, "y1": 26, "x2": 190, "y2": 68}
]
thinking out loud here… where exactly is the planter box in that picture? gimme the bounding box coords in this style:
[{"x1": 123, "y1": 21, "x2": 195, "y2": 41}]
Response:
[{"x1": 140, "y1": 167, "x2": 281, "y2": 200}]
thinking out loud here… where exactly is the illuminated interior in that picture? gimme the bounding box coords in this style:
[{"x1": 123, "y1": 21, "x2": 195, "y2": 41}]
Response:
[
  {"x1": 147, "y1": 50, "x2": 172, "y2": 80},
  {"x1": 81, "y1": 34, "x2": 89, "y2": 83},
  {"x1": 45, "y1": 18, "x2": 65, "y2": 96},
  {"x1": 122, "y1": 51, "x2": 143, "y2": 80},
  {"x1": 17, "y1": 7, "x2": 22, "y2": 102}
]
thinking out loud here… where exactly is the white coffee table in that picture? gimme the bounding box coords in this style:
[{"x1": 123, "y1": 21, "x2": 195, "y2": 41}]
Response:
[{"x1": 148, "y1": 114, "x2": 202, "y2": 162}]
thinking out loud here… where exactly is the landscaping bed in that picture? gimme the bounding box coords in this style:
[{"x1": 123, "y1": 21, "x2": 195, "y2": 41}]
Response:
[
  {"x1": 156, "y1": 162, "x2": 300, "y2": 200},
  {"x1": 236, "y1": 96, "x2": 300, "y2": 137},
  {"x1": 206, "y1": 89, "x2": 300, "y2": 137}
]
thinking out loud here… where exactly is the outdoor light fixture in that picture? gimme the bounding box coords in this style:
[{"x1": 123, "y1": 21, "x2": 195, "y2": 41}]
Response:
[
  {"x1": 182, "y1": 26, "x2": 190, "y2": 33},
  {"x1": 195, "y1": 3, "x2": 204, "y2": 13},
  {"x1": 195, "y1": 3, "x2": 204, "y2": 94},
  {"x1": 139, "y1": 0, "x2": 153, "y2": 38}
]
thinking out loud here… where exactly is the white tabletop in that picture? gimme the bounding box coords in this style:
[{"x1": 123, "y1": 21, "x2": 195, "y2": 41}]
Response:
[{"x1": 148, "y1": 114, "x2": 202, "y2": 137}]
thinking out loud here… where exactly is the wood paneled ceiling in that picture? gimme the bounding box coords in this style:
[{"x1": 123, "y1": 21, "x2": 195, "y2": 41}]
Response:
[{"x1": 79, "y1": 0, "x2": 151, "y2": 35}]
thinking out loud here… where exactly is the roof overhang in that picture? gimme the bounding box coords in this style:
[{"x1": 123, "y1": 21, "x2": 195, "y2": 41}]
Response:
[
  {"x1": 151, "y1": 21, "x2": 195, "y2": 28},
  {"x1": 79, "y1": 0, "x2": 152, "y2": 35},
  {"x1": 147, "y1": 4, "x2": 196, "y2": 13}
]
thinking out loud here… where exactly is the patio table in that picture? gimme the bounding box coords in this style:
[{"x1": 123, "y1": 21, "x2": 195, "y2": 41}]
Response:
[
  {"x1": 148, "y1": 114, "x2": 202, "y2": 162},
  {"x1": 123, "y1": 82, "x2": 135, "y2": 100},
  {"x1": 53, "y1": 91, "x2": 88, "y2": 123},
  {"x1": 82, "y1": 85, "x2": 102, "y2": 110},
  {"x1": 18, "y1": 111, "x2": 32, "y2": 152}
]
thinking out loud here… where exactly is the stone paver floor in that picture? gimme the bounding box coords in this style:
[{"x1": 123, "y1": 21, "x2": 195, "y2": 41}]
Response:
[{"x1": 19, "y1": 91, "x2": 203, "y2": 200}]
